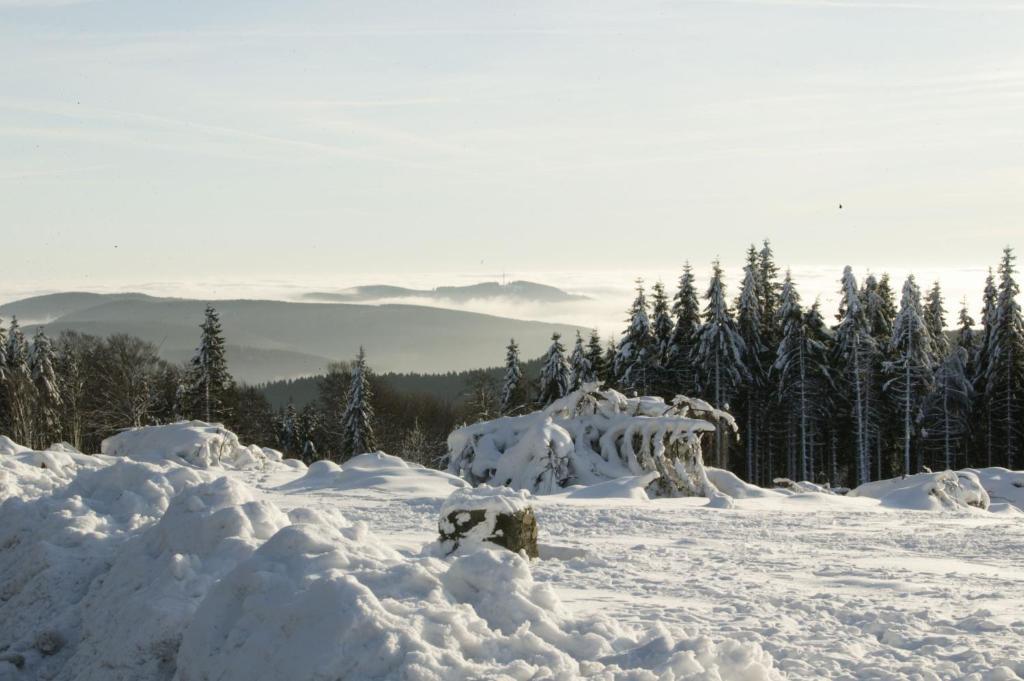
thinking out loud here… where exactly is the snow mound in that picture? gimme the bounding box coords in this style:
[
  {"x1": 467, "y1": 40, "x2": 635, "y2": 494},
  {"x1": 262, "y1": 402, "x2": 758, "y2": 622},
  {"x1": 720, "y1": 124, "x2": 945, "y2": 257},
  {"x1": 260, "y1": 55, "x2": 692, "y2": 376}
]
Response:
[
  {"x1": 0, "y1": 460, "x2": 214, "y2": 678},
  {"x1": 706, "y1": 467, "x2": 781, "y2": 499},
  {"x1": 562, "y1": 471, "x2": 658, "y2": 500},
  {"x1": 0, "y1": 440, "x2": 111, "y2": 503},
  {"x1": 278, "y1": 451, "x2": 468, "y2": 499},
  {"x1": 101, "y1": 421, "x2": 288, "y2": 471},
  {"x1": 0, "y1": 435, "x2": 30, "y2": 456},
  {"x1": 179, "y1": 522, "x2": 780, "y2": 681},
  {"x1": 849, "y1": 470, "x2": 991, "y2": 511}
]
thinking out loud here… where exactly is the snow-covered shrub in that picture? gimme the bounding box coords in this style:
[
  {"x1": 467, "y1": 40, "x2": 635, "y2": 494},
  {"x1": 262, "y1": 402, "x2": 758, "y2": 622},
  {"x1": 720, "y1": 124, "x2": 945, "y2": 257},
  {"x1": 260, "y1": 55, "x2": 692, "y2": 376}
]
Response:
[{"x1": 446, "y1": 383, "x2": 734, "y2": 498}]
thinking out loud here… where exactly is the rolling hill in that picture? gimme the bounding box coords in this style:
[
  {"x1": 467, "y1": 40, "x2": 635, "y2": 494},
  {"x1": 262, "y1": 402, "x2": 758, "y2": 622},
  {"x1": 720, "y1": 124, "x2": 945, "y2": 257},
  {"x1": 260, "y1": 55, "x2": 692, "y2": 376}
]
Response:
[{"x1": 0, "y1": 292, "x2": 585, "y2": 384}]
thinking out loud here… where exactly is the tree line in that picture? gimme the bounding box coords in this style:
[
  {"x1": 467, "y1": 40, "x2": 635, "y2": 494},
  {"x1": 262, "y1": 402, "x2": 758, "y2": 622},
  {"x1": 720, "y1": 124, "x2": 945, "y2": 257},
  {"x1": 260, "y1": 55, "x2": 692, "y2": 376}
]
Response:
[
  {"x1": 499, "y1": 243, "x2": 1023, "y2": 488},
  {"x1": 0, "y1": 306, "x2": 462, "y2": 465}
]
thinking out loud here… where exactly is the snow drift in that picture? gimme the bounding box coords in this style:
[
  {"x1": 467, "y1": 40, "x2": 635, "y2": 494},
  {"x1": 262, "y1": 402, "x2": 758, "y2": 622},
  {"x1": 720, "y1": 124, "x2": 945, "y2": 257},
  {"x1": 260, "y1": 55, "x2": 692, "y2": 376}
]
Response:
[{"x1": 447, "y1": 384, "x2": 735, "y2": 499}]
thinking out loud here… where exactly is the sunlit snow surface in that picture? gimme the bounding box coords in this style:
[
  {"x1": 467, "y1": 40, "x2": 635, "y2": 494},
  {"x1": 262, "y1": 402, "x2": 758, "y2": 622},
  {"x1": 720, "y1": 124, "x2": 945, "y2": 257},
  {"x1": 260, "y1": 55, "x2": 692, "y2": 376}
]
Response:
[{"x1": 2, "y1": 424, "x2": 1023, "y2": 680}]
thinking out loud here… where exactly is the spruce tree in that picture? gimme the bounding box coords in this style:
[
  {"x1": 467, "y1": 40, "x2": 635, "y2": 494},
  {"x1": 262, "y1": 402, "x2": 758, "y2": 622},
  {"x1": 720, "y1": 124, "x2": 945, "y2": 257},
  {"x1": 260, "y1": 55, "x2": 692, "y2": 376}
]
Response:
[
  {"x1": 537, "y1": 333, "x2": 572, "y2": 407},
  {"x1": 0, "y1": 318, "x2": 8, "y2": 435},
  {"x1": 863, "y1": 274, "x2": 895, "y2": 344},
  {"x1": 30, "y1": 330, "x2": 61, "y2": 448},
  {"x1": 603, "y1": 339, "x2": 618, "y2": 389},
  {"x1": 884, "y1": 275, "x2": 934, "y2": 476},
  {"x1": 924, "y1": 280, "x2": 949, "y2": 362},
  {"x1": 736, "y1": 261, "x2": 766, "y2": 483},
  {"x1": 775, "y1": 277, "x2": 833, "y2": 483},
  {"x1": 188, "y1": 305, "x2": 233, "y2": 423},
  {"x1": 569, "y1": 330, "x2": 595, "y2": 389},
  {"x1": 757, "y1": 240, "x2": 783, "y2": 345},
  {"x1": 279, "y1": 402, "x2": 300, "y2": 455},
  {"x1": 585, "y1": 330, "x2": 606, "y2": 385},
  {"x1": 666, "y1": 263, "x2": 701, "y2": 398},
  {"x1": 975, "y1": 268, "x2": 999, "y2": 466},
  {"x1": 921, "y1": 347, "x2": 972, "y2": 471},
  {"x1": 614, "y1": 280, "x2": 654, "y2": 395},
  {"x1": 693, "y1": 260, "x2": 749, "y2": 467},
  {"x1": 499, "y1": 338, "x2": 524, "y2": 415},
  {"x1": 956, "y1": 302, "x2": 975, "y2": 351},
  {"x1": 985, "y1": 247, "x2": 1024, "y2": 468},
  {"x1": 340, "y1": 346, "x2": 376, "y2": 458},
  {"x1": 833, "y1": 267, "x2": 878, "y2": 485},
  {"x1": 4, "y1": 317, "x2": 35, "y2": 446}
]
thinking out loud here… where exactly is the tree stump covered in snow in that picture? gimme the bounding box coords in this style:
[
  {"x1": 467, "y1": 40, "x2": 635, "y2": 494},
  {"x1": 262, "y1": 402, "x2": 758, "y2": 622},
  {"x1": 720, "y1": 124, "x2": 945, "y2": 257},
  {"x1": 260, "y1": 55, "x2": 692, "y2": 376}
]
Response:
[{"x1": 439, "y1": 486, "x2": 539, "y2": 558}]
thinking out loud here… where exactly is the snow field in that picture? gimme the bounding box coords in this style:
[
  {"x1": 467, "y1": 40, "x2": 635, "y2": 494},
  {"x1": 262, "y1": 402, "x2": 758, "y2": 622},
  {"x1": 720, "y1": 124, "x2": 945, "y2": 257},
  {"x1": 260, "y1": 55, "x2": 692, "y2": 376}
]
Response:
[{"x1": 1, "y1": 424, "x2": 782, "y2": 681}]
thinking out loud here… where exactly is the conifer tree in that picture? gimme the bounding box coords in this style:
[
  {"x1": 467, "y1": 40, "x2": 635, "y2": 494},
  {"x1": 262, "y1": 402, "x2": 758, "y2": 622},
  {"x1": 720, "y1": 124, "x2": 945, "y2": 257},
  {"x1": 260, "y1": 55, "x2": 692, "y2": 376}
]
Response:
[
  {"x1": 537, "y1": 333, "x2": 572, "y2": 407},
  {"x1": 499, "y1": 338, "x2": 524, "y2": 415},
  {"x1": 921, "y1": 347, "x2": 972, "y2": 471},
  {"x1": 666, "y1": 263, "x2": 701, "y2": 398},
  {"x1": 736, "y1": 262, "x2": 766, "y2": 482},
  {"x1": 30, "y1": 330, "x2": 61, "y2": 448},
  {"x1": 985, "y1": 247, "x2": 1024, "y2": 468},
  {"x1": 975, "y1": 268, "x2": 999, "y2": 465},
  {"x1": 614, "y1": 280, "x2": 654, "y2": 395},
  {"x1": 924, "y1": 280, "x2": 949, "y2": 362},
  {"x1": 0, "y1": 318, "x2": 8, "y2": 434},
  {"x1": 757, "y1": 240, "x2": 783, "y2": 345},
  {"x1": 775, "y1": 276, "x2": 833, "y2": 483},
  {"x1": 279, "y1": 402, "x2": 300, "y2": 455},
  {"x1": 569, "y1": 330, "x2": 595, "y2": 389},
  {"x1": 693, "y1": 260, "x2": 749, "y2": 467},
  {"x1": 955, "y1": 299, "x2": 976, "y2": 382},
  {"x1": 340, "y1": 346, "x2": 376, "y2": 458},
  {"x1": 884, "y1": 275, "x2": 934, "y2": 476},
  {"x1": 957, "y1": 301, "x2": 975, "y2": 354},
  {"x1": 833, "y1": 267, "x2": 878, "y2": 485},
  {"x1": 4, "y1": 317, "x2": 35, "y2": 445},
  {"x1": 863, "y1": 274, "x2": 895, "y2": 344},
  {"x1": 603, "y1": 339, "x2": 618, "y2": 389},
  {"x1": 188, "y1": 305, "x2": 233, "y2": 423},
  {"x1": 585, "y1": 329, "x2": 606, "y2": 385}
]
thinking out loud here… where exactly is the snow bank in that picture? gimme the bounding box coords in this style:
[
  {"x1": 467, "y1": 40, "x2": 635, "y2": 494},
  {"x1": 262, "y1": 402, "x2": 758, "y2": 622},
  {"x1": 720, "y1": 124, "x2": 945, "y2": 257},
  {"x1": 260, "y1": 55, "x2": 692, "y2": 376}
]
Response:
[
  {"x1": 277, "y1": 451, "x2": 467, "y2": 498},
  {"x1": 849, "y1": 470, "x2": 990, "y2": 511},
  {"x1": 101, "y1": 421, "x2": 290, "y2": 471},
  {"x1": 448, "y1": 384, "x2": 730, "y2": 498}
]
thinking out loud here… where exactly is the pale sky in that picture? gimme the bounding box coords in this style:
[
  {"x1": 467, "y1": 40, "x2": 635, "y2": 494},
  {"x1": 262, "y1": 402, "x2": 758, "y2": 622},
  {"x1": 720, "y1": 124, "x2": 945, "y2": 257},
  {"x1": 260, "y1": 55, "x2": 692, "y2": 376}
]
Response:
[{"x1": 1, "y1": 0, "x2": 1022, "y2": 309}]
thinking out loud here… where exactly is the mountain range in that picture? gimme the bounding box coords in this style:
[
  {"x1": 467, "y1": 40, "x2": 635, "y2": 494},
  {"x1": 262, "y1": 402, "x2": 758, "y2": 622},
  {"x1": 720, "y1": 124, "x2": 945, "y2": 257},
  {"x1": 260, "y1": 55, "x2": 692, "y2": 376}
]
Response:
[
  {"x1": 302, "y1": 280, "x2": 588, "y2": 304},
  {"x1": 0, "y1": 287, "x2": 586, "y2": 384}
]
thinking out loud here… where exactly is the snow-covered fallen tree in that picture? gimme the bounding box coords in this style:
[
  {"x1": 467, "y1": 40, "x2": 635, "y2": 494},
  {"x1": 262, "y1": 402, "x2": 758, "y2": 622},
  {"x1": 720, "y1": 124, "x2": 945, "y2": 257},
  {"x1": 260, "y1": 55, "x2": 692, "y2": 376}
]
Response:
[{"x1": 446, "y1": 383, "x2": 736, "y2": 499}]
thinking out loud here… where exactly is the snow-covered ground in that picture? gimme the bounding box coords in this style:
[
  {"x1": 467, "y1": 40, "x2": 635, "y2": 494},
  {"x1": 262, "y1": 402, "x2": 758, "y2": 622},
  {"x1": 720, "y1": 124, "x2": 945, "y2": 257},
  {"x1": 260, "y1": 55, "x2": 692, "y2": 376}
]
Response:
[{"x1": 2, "y1": 423, "x2": 1023, "y2": 680}]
